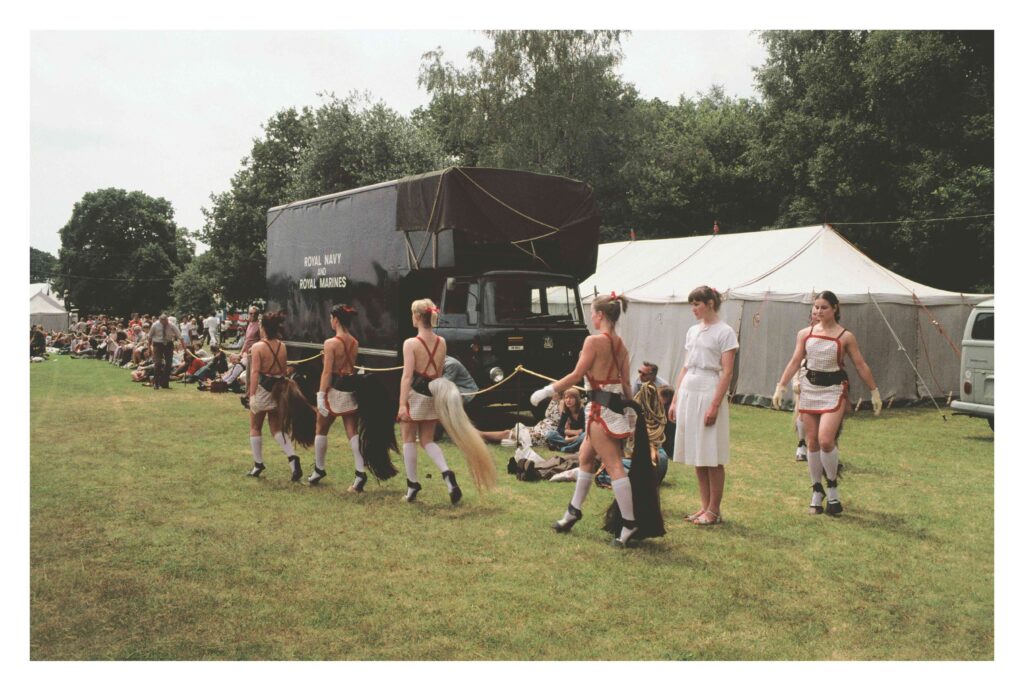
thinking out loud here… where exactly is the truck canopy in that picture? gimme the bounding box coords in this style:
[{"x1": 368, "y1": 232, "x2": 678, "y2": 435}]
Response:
[{"x1": 394, "y1": 167, "x2": 599, "y2": 280}]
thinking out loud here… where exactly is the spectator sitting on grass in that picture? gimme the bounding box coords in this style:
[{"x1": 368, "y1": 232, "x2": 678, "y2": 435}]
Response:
[{"x1": 479, "y1": 392, "x2": 564, "y2": 447}]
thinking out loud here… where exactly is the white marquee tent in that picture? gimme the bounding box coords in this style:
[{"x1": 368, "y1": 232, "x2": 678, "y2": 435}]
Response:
[
  {"x1": 579, "y1": 225, "x2": 991, "y2": 406},
  {"x1": 30, "y1": 283, "x2": 70, "y2": 332}
]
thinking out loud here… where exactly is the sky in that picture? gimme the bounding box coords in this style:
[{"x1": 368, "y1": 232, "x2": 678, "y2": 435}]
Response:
[{"x1": 29, "y1": 30, "x2": 768, "y2": 256}]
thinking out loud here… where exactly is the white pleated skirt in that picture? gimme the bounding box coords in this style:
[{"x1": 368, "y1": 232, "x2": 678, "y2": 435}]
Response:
[{"x1": 674, "y1": 370, "x2": 730, "y2": 467}]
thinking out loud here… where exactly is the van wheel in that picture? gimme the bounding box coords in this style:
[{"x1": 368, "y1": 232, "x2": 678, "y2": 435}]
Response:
[{"x1": 988, "y1": 418, "x2": 994, "y2": 431}]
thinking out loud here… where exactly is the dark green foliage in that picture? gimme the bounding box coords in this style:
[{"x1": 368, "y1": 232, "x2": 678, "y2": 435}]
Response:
[
  {"x1": 54, "y1": 188, "x2": 189, "y2": 315},
  {"x1": 30, "y1": 247, "x2": 57, "y2": 283},
  {"x1": 753, "y1": 30, "x2": 993, "y2": 291},
  {"x1": 197, "y1": 107, "x2": 314, "y2": 307}
]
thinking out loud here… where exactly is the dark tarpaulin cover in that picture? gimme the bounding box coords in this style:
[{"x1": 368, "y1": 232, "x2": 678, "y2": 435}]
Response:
[{"x1": 395, "y1": 167, "x2": 599, "y2": 280}]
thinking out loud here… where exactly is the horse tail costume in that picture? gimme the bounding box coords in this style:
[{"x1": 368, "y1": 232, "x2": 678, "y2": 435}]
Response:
[{"x1": 428, "y1": 377, "x2": 497, "y2": 492}]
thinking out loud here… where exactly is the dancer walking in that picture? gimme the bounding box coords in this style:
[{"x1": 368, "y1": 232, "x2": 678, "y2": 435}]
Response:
[
  {"x1": 397, "y1": 299, "x2": 496, "y2": 503},
  {"x1": 773, "y1": 291, "x2": 882, "y2": 515},
  {"x1": 244, "y1": 311, "x2": 315, "y2": 480},
  {"x1": 530, "y1": 293, "x2": 642, "y2": 547}
]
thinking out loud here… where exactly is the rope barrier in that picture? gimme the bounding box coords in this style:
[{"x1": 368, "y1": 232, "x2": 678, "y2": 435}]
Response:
[{"x1": 867, "y1": 292, "x2": 946, "y2": 421}]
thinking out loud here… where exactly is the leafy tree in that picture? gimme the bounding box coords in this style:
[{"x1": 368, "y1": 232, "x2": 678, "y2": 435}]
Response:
[
  {"x1": 198, "y1": 107, "x2": 314, "y2": 306},
  {"x1": 54, "y1": 188, "x2": 187, "y2": 315},
  {"x1": 287, "y1": 93, "x2": 448, "y2": 200},
  {"x1": 170, "y1": 250, "x2": 220, "y2": 316},
  {"x1": 753, "y1": 30, "x2": 993, "y2": 291},
  {"x1": 30, "y1": 247, "x2": 57, "y2": 283},
  {"x1": 417, "y1": 30, "x2": 639, "y2": 234},
  {"x1": 621, "y1": 89, "x2": 774, "y2": 238}
]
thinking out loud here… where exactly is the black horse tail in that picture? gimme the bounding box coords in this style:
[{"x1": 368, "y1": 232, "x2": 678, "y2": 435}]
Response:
[
  {"x1": 354, "y1": 374, "x2": 399, "y2": 481},
  {"x1": 272, "y1": 378, "x2": 317, "y2": 448},
  {"x1": 604, "y1": 401, "x2": 666, "y2": 540}
]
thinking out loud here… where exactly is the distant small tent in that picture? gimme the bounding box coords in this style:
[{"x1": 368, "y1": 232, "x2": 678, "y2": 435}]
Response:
[
  {"x1": 579, "y1": 225, "x2": 991, "y2": 406},
  {"x1": 30, "y1": 283, "x2": 69, "y2": 332}
]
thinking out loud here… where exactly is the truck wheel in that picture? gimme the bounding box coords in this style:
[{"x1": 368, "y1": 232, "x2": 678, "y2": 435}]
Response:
[{"x1": 988, "y1": 418, "x2": 994, "y2": 431}]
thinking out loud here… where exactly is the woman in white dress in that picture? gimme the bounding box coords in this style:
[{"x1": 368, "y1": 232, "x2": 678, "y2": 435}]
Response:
[
  {"x1": 668, "y1": 286, "x2": 738, "y2": 526},
  {"x1": 773, "y1": 291, "x2": 882, "y2": 515}
]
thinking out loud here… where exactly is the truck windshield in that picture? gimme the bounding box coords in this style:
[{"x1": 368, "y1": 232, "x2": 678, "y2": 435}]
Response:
[{"x1": 481, "y1": 276, "x2": 583, "y2": 325}]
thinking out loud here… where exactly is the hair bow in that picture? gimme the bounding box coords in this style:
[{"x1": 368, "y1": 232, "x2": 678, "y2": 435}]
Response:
[
  {"x1": 341, "y1": 306, "x2": 356, "y2": 314},
  {"x1": 428, "y1": 306, "x2": 440, "y2": 314},
  {"x1": 610, "y1": 291, "x2": 617, "y2": 299}
]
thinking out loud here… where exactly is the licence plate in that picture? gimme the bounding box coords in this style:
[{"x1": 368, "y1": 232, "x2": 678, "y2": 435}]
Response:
[{"x1": 508, "y1": 345, "x2": 524, "y2": 351}]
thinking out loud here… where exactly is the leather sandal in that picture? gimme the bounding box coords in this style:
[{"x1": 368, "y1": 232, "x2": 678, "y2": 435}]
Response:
[{"x1": 693, "y1": 510, "x2": 722, "y2": 526}]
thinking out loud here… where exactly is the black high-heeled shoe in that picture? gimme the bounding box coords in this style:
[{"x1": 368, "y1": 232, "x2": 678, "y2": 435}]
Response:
[
  {"x1": 307, "y1": 467, "x2": 327, "y2": 485},
  {"x1": 442, "y1": 470, "x2": 462, "y2": 505},
  {"x1": 245, "y1": 462, "x2": 265, "y2": 478},
  {"x1": 824, "y1": 478, "x2": 843, "y2": 515},
  {"x1": 289, "y1": 455, "x2": 303, "y2": 482},
  {"x1": 808, "y1": 482, "x2": 825, "y2": 515},
  {"x1": 612, "y1": 518, "x2": 639, "y2": 548},
  {"x1": 552, "y1": 503, "x2": 583, "y2": 533},
  {"x1": 404, "y1": 479, "x2": 422, "y2": 502},
  {"x1": 349, "y1": 470, "x2": 367, "y2": 493}
]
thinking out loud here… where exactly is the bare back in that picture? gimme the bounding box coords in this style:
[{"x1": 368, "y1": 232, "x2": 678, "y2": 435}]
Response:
[
  {"x1": 585, "y1": 332, "x2": 628, "y2": 389},
  {"x1": 408, "y1": 333, "x2": 446, "y2": 378},
  {"x1": 252, "y1": 338, "x2": 287, "y2": 378}
]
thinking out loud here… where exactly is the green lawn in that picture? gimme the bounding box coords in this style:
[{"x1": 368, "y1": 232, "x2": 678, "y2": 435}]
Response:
[{"x1": 29, "y1": 355, "x2": 994, "y2": 660}]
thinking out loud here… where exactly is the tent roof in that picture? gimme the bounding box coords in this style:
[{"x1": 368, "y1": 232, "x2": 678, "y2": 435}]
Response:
[
  {"x1": 31, "y1": 291, "x2": 67, "y2": 315},
  {"x1": 581, "y1": 225, "x2": 989, "y2": 306}
]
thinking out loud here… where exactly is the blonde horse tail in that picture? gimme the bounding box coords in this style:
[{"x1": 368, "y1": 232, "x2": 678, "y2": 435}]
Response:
[{"x1": 428, "y1": 377, "x2": 497, "y2": 491}]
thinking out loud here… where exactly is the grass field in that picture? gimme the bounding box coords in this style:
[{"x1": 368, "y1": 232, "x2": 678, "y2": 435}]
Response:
[{"x1": 29, "y1": 355, "x2": 994, "y2": 660}]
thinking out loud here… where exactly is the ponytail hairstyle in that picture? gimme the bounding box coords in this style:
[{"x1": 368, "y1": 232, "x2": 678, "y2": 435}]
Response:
[
  {"x1": 428, "y1": 377, "x2": 497, "y2": 492},
  {"x1": 687, "y1": 285, "x2": 722, "y2": 312},
  {"x1": 330, "y1": 303, "x2": 358, "y2": 330},
  {"x1": 260, "y1": 310, "x2": 286, "y2": 339},
  {"x1": 815, "y1": 290, "x2": 841, "y2": 322},
  {"x1": 592, "y1": 292, "x2": 629, "y2": 324},
  {"x1": 411, "y1": 298, "x2": 439, "y2": 328}
]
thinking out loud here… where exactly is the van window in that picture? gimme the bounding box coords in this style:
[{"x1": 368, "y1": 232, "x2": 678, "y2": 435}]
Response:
[
  {"x1": 971, "y1": 312, "x2": 993, "y2": 341},
  {"x1": 481, "y1": 276, "x2": 584, "y2": 325}
]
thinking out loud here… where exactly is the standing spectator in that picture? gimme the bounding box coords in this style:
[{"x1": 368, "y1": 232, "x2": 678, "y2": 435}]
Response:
[
  {"x1": 203, "y1": 310, "x2": 221, "y2": 347},
  {"x1": 240, "y1": 305, "x2": 262, "y2": 368},
  {"x1": 148, "y1": 313, "x2": 184, "y2": 390},
  {"x1": 180, "y1": 315, "x2": 196, "y2": 351},
  {"x1": 667, "y1": 286, "x2": 738, "y2": 526}
]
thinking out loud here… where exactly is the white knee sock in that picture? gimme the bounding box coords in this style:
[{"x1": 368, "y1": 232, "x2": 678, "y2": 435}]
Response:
[
  {"x1": 807, "y1": 449, "x2": 823, "y2": 484},
  {"x1": 423, "y1": 442, "x2": 450, "y2": 473},
  {"x1": 350, "y1": 435, "x2": 365, "y2": 473},
  {"x1": 250, "y1": 436, "x2": 264, "y2": 464},
  {"x1": 821, "y1": 448, "x2": 840, "y2": 500},
  {"x1": 273, "y1": 432, "x2": 295, "y2": 457},
  {"x1": 611, "y1": 476, "x2": 637, "y2": 541},
  {"x1": 566, "y1": 471, "x2": 595, "y2": 517},
  {"x1": 403, "y1": 442, "x2": 418, "y2": 483},
  {"x1": 796, "y1": 417, "x2": 805, "y2": 442},
  {"x1": 820, "y1": 447, "x2": 840, "y2": 481},
  {"x1": 314, "y1": 435, "x2": 328, "y2": 470}
]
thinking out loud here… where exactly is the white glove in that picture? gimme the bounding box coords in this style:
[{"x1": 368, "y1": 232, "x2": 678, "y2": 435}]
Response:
[
  {"x1": 316, "y1": 391, "x2": 330, "y2": 418},
  {"x1": 870, "y1": 388, "x2": 882, "y2": 416},
  {"x1": 771, "y1": 383, "x2": 786, "y2": 410},
  {"x1": 530, "y1": 384, "x2": 555, "y2": 407}
]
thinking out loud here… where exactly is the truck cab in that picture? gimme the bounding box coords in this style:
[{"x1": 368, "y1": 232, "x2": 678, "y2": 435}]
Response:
[
  {"x1": 438, "y1": 271, "x2": 588, "y2": 409},
  {"x1": 951, "y1": 299, "x2": 994, "y2": 429}
]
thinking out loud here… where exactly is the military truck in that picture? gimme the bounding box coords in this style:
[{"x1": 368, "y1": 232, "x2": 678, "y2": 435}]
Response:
[{"x1": 265, "y1": 167, "x2": 600, "y2": 414}]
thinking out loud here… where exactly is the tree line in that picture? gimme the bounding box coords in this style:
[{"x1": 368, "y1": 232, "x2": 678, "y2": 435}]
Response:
[{"x1": 40, "y1": 30, "x2": 993, "y2": 317}]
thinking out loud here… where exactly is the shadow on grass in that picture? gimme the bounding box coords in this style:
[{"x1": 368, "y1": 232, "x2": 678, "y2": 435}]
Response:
[
  {"x1": 836, "y1": 507, "x2": 933, "y2": 541},
  {"x1": 964, "y1": 435, "x2": 993, "y2": 444}
]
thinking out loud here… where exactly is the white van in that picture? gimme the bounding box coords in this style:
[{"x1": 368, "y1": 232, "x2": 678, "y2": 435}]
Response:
[{"x1": 951, "y1": 299, "x2": 994, "y2": 429}]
